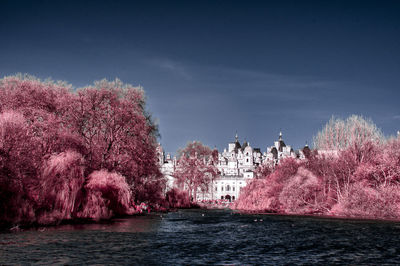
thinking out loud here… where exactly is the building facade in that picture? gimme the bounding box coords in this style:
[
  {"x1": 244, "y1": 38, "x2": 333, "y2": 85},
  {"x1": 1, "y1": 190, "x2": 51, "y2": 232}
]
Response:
[{"x1": 158, "y1": 132, "x2": 303, "y2": 202}]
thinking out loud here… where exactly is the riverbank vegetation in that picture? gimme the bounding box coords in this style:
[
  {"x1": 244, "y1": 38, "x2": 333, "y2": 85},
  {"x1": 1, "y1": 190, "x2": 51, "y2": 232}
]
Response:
[
  {"x1": 234, "y1": 116, "x2": 400, "y2": 220},
  {"x1": 2, "y1": 75, "x2": 399, "y2": 226},
  {"x1": 0, "y1": 75, "x2": 164, "y2": 227}
]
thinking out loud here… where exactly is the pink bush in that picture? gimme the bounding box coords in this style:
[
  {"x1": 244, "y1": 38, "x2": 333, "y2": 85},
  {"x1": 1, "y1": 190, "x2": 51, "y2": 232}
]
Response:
[
  {"x1": 233, "y1": 178, "x2": 280, "y2": 212},
  {"x1": 279, "y1": 167, "x2": 325, "y2": 214},
  {"x1": 77, "y1": 170, "x2": 135, "y2": 221},
  {"x1": 234, "y1": 132, "x2": 400, "y2": 220},
  {"x1": 174, "y1": 141, "x2": 218, "y2": 202},
  {"x1": 254, "y1": 163, "x2": 273, "y2": 179},
  {"x1": 0, "y1": 110, "x2": 40, "y2": 224},
  {"x1": 37, "y1": 151, "x2": 85, "y2": 224},
  {"x1": 165, "y1": 188, "x2": 191, "y2": 208},
  {"x1": 233, "y1": 159, "x2": 300, "y2": 212},
  {"x1": 331, "y1": 184, "x2": 400, "y2": 219},
  {"x1": 0, "y1": 75, "x2": 163, "y2": 226}
]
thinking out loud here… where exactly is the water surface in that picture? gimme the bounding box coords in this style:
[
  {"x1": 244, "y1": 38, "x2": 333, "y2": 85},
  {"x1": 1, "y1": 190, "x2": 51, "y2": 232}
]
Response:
[{"x1": 1, "y1": 209, "x2": 400, "y2": 264}]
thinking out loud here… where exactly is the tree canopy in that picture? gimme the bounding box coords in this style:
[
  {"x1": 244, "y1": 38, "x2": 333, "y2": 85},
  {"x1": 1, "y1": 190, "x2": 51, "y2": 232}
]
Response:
[
  {"x1": 0, "y1": 74, "x2": 164, "y2": 226},
  {"x1": 174, "y1": 141, "x2": 218, "y2": 202},
  {"x1": 313, "y1": 115, "x2": 384, "y2": 150}
]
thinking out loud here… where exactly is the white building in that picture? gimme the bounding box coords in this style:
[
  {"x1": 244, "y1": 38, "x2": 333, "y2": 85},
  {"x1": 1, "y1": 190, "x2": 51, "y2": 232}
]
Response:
[
  {"x1": 156, "y1": 145, "x2": 176, "y2": 192},
  {"x1": 264, "y1": 131, "x2": 297, "y2": 165},
  {"x1": 159, "y1": 132, "x2": 303, "y2": 202}
]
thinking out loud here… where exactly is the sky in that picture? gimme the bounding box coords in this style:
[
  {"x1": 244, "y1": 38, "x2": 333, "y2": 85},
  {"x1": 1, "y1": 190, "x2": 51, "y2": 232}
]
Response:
[{"x1": 1, "y1": 0, "x2": 399, "y2": 154}]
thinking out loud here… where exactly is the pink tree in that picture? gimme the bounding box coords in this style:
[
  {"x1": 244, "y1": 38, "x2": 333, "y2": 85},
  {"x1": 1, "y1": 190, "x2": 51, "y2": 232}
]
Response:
[
  {"x1": 69, "y1": 79, "x2": 164, "y2": 203},
  {"x1": 279, "y1": 167, "x2": 326, "y2": 214},
  {"x1": 165, "y1": 188, "x2": 191, "y2": 208},
  {"x1": 254, "y1": 162, "x2": 274, "y2": 179},
  {"x1": 174, "y1": 141, "x2": 218, "y2": 202},
  {"x1": 77, "y1": 170, "x2": 135, "y2": 220},
  {"x1": 0, "y1": 75, "x2": 164, "y2": 226},
  {"x1": 313, "y1": 115, "x2": 384, "y2": 151}
]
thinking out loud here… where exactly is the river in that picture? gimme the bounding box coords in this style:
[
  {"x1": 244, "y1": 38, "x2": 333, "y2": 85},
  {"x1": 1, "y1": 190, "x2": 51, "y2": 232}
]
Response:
[{"x1": 1, "y1": 209, "x2": 400, "y2": 265}]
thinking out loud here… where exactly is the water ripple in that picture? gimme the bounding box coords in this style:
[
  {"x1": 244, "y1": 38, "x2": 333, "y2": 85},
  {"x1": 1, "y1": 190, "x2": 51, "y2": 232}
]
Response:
[{"x1": 1, "y1": 210, "x2": 400, "y2": 264}]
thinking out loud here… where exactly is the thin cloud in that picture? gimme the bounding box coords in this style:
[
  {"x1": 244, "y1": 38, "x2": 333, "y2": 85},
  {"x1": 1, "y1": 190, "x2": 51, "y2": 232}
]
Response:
[
  {"x1": 195, "y1": 65, "x2": 336, "y2": 102},
  {"x1": 145, "y1": 58, "x2": 192, "y2": 80}
]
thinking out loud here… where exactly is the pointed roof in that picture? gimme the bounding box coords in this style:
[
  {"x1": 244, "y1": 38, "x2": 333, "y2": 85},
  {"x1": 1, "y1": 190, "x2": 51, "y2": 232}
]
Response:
[
  {"x1": 271, "y1": 147, "x2": 278, "y2": 159},
  {"x1": 233, "y1": 132, "x2": 241, "y2": 152},
  {"x1": 278, "y1": 132, "x2": 286, "y2": 152},
  {"x1": 241, "y1": 140, "x2": 248, "y2": 151}
]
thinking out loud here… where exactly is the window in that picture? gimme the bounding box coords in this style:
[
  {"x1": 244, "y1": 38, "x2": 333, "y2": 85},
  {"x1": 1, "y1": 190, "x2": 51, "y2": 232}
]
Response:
[
  {"x1": 215, "y1": 187, "x2": 218, "y2": 192},
  {"x1": 226, "y1": 185, "x2": 230, "y2": 191},
  {"x1": 233, "y1": 187, "x2": 235, "y2": 191},
  {"x1": 221, "y1": 186, "x2": 224, "y2": 191},
  {"x1": 221, "y1": 196, "x2": 224, "y2": 199},
  {"x1": 232, "y1": 196, "x2": 235, "y2": 201},
  {"x1": 246, "y1": 158, "x2": 249, "y2": 162}
]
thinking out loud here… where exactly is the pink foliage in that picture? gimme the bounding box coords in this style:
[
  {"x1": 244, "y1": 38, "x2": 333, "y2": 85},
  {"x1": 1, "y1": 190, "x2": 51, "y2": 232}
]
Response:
[
  {"x1": 233, "y1": 178, "x2": 280, "y2": 212},
  {"x1": 331, "y1": 184, "x2": 400, "y2": 219},
  {"x1": 0, "y1": 75, "x2": 162, "y2": 227},
  {"x1": 234, "y1": 125, "x2": 400, "y2": 220},
  {"x1": 77, "y1": 170, "x2": 135, "y2": 220},
  {"x1": 174, "y1": 141, "x2": 218, "y2": 202},
  {"x1": 233, "y1": 158, "x2": 300, "y2": 212},
  {"x1": 165, "y1": 188, "x2": 191, "y2": 208},
  {"x1": 254, "y1": 163, "x2": 273, "y2": 179},
  {"x1": 70, "y1": 81, "x2": 163, "y2": 202},
  {"x1": 0, "y1": 110, "x2": 40, "y2": 224},
  {"x1": 279, "y1": 167, "x2": 325, "y2": 214},
  {"x1": 37, "y1": 151, "x2": 85, "y2": 224},
  {"x1": 313, "y1": 115, "x2": 384, "y2": 150},
  {"x1": 177, "y1": 141, "x2": 213, "y2": 159}
]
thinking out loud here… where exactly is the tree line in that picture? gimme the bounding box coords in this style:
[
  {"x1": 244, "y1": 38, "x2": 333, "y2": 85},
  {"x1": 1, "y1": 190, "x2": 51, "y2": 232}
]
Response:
[
  {"x1": 0, "y1": 75, "x2": 164, "y2": 226},
  {"x1": 234, "y1": 116, "x2": 400, "y2": 219},
  {"x1": 1, "y1": 74, "x2": 398, "y2": 225}
]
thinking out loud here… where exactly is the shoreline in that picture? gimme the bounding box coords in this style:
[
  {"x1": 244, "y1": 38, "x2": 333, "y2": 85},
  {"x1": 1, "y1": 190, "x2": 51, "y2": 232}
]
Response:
[
  {"x1": 232, "y1": 209, "x2": 400, "y2": 223},
  {"x1": 3, "y1": 206, "x2": 400, "y2": 232}
]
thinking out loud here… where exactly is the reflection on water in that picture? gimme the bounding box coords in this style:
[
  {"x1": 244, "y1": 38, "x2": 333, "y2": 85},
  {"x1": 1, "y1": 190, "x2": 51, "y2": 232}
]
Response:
[
  {"x1": 1, "y1": 210, "x2": 400, "y2": 264},
  {"x1": 52, "y1": 215, "x2": 162, "y2": 233}
]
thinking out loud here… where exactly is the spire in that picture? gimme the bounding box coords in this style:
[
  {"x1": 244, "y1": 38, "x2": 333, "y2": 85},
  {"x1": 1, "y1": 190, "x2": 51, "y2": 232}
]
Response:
[
  {"x1": 279, "y1": 131, "x2": 283, "y2": 141},
  {"x1": 305, "y1": 141, "x2": 308, "y2": 147},
  {"x1": 235, "y1": 131, "x2": 238, "y2": 142}
]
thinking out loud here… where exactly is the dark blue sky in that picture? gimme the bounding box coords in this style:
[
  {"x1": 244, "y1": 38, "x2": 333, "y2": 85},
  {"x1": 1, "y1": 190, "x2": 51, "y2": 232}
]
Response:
[{"x1": 1, "y1": 0, "x2": 399, "y2": 154}]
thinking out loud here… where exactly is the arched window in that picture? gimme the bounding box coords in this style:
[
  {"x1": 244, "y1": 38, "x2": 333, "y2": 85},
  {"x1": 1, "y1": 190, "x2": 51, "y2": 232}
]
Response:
[
  {"x1": 246, "y1": 152, "x2": 249, "y2": 156},
  {"x1": 226, "y1": 185, "x2": 230, "y2": 191},
  {"x1": 246, "y1": 158, "x2": 249, "y2": 162},
  {"x1": 221, "y1": 186, "x2": 224, "y2": 191},
  {"x1": 215, "y1": 186, "x2": 218, "y2": 192},
  {"x1": 233, "y1": 187, "x2": 235, "y2": 191}
]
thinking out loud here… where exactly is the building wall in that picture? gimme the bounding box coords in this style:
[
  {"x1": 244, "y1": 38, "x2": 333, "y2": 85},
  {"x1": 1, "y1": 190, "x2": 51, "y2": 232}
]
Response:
[{"x1": 159, "y1": 132, "x2": 303, "y2": 202}]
